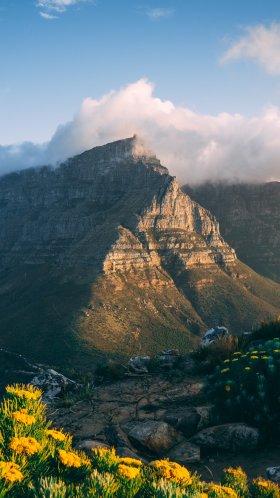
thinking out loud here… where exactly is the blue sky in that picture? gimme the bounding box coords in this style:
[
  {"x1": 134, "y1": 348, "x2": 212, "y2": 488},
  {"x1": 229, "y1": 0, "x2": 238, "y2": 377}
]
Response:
[{"x1": 1, "y1": 0, "x2": 280, "y2": 144}]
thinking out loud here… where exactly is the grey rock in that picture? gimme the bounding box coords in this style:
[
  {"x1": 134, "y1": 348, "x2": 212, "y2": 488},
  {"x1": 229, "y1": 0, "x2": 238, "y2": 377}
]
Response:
[
  {"x1": 266, "y1": 467, "x2": 280, "y2": 484},
  {"x1": 75, "y1": 440, "x2": 110, "y2": 456},
  {"x1": 164, "y1": 405, "x2": 214, "y2": 437},
  {"x1": 128, "y1": 356, "x2": 151, "y2": 374},
  {"x1": 201, "y1": 326, "x2": 229, "y2": 347},
  {"x1": 31, "y1": 368, "x2": 77, "y2": 400},
  {"x1": 116, "y1": 446, "x2": 148, "y2": 463},
  {"x1": 128, "y1": 421, "x2": 183, "y2": 454},
  {"x1": 190, "y1": 423, "x2": 260, "y2": 452},
  {"x1": 166, "y1": 441, "x2": 200, "y2": 464}
]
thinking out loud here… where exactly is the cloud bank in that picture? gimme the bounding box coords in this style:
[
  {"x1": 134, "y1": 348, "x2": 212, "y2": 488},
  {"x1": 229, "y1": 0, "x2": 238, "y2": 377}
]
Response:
[
  {"x1": 1, "y1": 79, "x2": 280, "y2": 184},
  {"x1": 221, "y1": 23, "x2": 280, "y2": 75}
]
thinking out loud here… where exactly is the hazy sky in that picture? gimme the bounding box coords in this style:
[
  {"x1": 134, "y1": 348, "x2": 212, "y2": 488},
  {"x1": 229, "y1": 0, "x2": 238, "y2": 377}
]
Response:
[{"x1": 1, "y1": 0, "x2": 280, "y2": 183}]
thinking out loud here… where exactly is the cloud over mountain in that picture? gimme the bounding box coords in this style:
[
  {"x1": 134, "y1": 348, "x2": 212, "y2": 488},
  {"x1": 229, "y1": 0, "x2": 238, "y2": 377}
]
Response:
[{"x1": 1, "y1": 79, "x2": 280, "y2": 184}]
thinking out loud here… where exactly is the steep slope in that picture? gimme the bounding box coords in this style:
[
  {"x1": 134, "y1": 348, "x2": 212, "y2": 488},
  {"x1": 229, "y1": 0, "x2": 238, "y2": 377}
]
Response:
[
  {"x1": 184, "y1": 182, "x2": 280, "y2": 283},
  {"x1": 0, "y1": 137, "x2": 280, "y2": 368}
]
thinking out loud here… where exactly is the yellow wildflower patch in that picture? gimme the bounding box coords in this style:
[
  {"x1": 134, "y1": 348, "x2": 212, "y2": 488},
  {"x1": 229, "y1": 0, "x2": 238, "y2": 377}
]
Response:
[
  {"x1": 46, "y1": 429, "x2": 66, "y2": 441},
  {"x1": 118, "y1": 464, "x2": 140, "y2": 479},
  {"x1": 149, "y1": 459, "x2": 192, "y2": 486},
  {"x1": 6, "y1": 385, "x2": 41, "y2": 401},
  {"x1": 250, "y1": 356, "x2": 259, "y2": 359},
  {"x1": 223, "y1": 359, "x2": 230, "y2": 364},
  {"x1": 0, "y1": 461, "x2": 23, "y2": 483},
  {"x1": 10, "y1": 437, "x2": 41, "y2": 455},
  {"x1": 58, "y1": 449, "x2": 81, "y2": 468},
  {"x1": 11, "y1": 409, "x2": 36, "y2": 425},
  {"x1": 207, "y1": 483, "x2": 238, "y2": 497},
  {"x1": 225, "y1": 385, "x2": 231, "y2": 392},
  {"x1": 244, "y1": 367, "x2": 251, "y2": 371},
  {"x1": 117, "y1": 457, "x2": 142, "y2": 467}
]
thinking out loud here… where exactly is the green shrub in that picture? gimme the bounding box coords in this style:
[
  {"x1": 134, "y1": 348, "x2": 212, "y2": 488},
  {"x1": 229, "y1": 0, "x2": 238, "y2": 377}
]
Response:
[{"x1": 207, "y1": 338, "x2": 280, "y2": 430}]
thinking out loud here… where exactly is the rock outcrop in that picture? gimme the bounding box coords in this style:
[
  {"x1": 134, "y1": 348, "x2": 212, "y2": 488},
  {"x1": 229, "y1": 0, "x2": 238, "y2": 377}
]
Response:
[
  {"x1": 0, "y1": 137, "x2": 280, "y2": 366},
  {"x1": 184, "y1": 182, "x2": 280, "y2": 283}
]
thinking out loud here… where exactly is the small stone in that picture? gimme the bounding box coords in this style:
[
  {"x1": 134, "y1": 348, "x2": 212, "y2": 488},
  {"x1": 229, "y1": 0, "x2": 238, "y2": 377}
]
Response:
[
  {"x1": 128, "y1": 421, "x2": 182, "y2": 454},
  {"x1": 266, "y1": 467, "x2": 280, "y2": 484},
  {"x1": 166, "y1": 441, "x2": 200, "y2": 464},
  {"x1": 75, "y1": 440, "x2": 110, "y2": 456}
]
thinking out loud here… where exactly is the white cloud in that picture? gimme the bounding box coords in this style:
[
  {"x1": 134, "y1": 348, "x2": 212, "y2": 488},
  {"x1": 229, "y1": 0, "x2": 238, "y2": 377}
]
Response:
[
  {"x1": 146, "y1": 7, "x2": 173, "y2": 19},
  {"x1": 1, "y1": 79, "x2": 280, "y2": 184},
  {"x1": 220, "y1": 23, "x2": 280, "y2": 75},
  {"x1": 36, "y1": 0, "x2": 89, "y2": 17},
  {"x1": 39, "y1": 11, "x2": 58, "y2": 19}
]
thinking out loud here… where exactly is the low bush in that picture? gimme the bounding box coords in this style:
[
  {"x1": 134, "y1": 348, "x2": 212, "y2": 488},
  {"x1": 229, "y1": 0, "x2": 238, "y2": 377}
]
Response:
[
  {"x1": 0, "y1": 383, "x2": 279, "y2": 496},
  {"x1": 207, "y1": 338, "x2": 280, "y2": 430}
]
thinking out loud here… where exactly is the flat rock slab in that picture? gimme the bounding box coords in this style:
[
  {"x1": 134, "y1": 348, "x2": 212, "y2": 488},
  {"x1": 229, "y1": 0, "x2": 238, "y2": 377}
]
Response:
[
  {"x1": 190, "y1": 423, "x2": 260, "y2": 452},
  {"x1": 128, "y1": 421, "x2": 182, "y2": 454},
  {"x1": 166, "y1": 441, "x2": 200, "y2": 464}
]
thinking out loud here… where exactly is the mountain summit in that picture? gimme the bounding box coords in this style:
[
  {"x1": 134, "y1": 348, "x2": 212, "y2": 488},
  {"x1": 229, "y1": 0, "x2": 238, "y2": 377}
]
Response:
[{"x1": 1, "y1": 138, "x2": 280, "y2": 367}]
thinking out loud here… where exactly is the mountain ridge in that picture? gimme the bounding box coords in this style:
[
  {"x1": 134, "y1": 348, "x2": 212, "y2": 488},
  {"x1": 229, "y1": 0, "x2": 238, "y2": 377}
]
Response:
[{"x1": 0, "y1": 137, "x2": 280, "y2": 368}]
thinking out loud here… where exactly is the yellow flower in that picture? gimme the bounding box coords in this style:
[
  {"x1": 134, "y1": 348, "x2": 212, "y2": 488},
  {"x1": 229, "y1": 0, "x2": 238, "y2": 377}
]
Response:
[
  {"x1": 6, "y1": 385, "x2": 41, "y2": 401},
  {"x1": 221, "y1": 368, "x2": 230, "y2": 374},
  {"x1": 118, "y1": 464, "x2": 140, "y2": 479},
  {"x1": 251, "y1": 351, "x2": 258, "y2": 354},
  {"x1": 225, "y1": 385, "x2": 231, "y2": 392},
  {"x1": 273, "y1": 349, "x2": 280, "y2": 353},
  {"x1": 261, "y1": 356, "x2": 269, "y2": 360},
  {"x1": 0, "y1": 461, "x2": 23, "y2": 483},
  {"x1": 224, "y1": 467, "x2": 246, "y2": 477},
  {"x1": 117, "y1": 457, "x2": 142, "y2": 467},
  {"x1": 250, "y1": 356, "x2": 258, "y2": 359},
  {"x1": 46, "y1": 429, "x2": 66, "y2": 441},
  {"x1": 206, "y1": 484, "x2": 238, "y2": 497},
  {"x1": 233, "y1": 352, "x2": 242, "y2": 355},
  {"x1": 244, "y1": 367, "x2": 251, "y2": 371},
  {"x1": 149, "y1": 459, "x2": 192, "y2": 486},
  {"x1": 223, "y1": 359, "x2": 230, "y2": 363},
  {"x1": 10, "y1": 437, "x2": 41, "y2": 455},
  {"x1": 58, "y1": 449, "x2": 81, "y2": 468},
  {"x1": 251, "y1": 477, "x2": 279, "y2": 494},
  {"x1": 11, "y1": 410, "x2": 36, "y2": 425},
  {"x1": 232, "y1": 359, "x2": 239, "y2": 362}
]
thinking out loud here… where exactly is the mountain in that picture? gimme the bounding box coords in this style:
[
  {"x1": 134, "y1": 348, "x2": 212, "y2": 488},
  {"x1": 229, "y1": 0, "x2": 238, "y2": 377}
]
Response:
[
  {"x1": 1, "y1": 137, "x2": 280, "y2": 368},
  {"x1": 183, "y1": 182, "x2": 280, "y2": 284}
]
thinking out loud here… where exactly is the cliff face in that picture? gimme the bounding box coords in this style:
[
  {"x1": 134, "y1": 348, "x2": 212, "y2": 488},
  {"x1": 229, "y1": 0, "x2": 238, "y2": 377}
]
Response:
[
  {"x1": 0, "y1": 137, "x2": 280, "y2": 367},
  {"x1": 184, "y1": 182, "x2": 280, "y2": 284}
]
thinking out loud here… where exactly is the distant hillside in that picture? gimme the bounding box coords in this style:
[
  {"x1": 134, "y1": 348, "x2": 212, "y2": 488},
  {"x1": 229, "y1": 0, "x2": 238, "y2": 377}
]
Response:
[
  {"x1": 1, "y1": 138, "x2": 280, "y2": 368},
  {"x1": 184, "y1": 182, "x2": 280, "y2": 284}
]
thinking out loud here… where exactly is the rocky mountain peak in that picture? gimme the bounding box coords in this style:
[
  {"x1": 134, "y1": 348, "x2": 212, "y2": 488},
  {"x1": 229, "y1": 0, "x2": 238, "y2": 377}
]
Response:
[{"x1": 63, "y1": 135, "x2": 168, "y2": 177}]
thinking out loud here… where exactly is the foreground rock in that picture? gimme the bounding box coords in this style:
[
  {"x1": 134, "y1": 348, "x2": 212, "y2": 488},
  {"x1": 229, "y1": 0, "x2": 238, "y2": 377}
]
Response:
[
  {"x1": 166, "y1": 441, "x2": 200, "y2": 464},
  {"x1": 31, "y1": 369, "x2": 77, "y2": 400},
  {"x1": 128, "y1": 421, "x2": 183, "y2": 454},
  {"x1": 190, "y1": 423, "x2": 260, "y2": 452},
  {"x1": 266, "y1": 467, "x2": 280, "y2": 484}
]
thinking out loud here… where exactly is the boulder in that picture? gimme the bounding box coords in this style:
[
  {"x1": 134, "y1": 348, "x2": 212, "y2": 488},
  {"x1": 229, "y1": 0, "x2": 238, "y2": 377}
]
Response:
[
  {"x1": 128, "y1": 356, "x2": 151, "y2": 374},
  {"x1": 75, "y1": 440, "x2": 110, "y2": 456},
  {"x1": 166, "y1": 441, "x2": 200, "y2": 464},
  {"x1": 266, "y1": 467, "x2": 280, "y2": 484},
  {"x1": 164, "y1": 405, "x2": 214, "y2": 437},
  {"x1": 128, "y1": 421, "x2": 182, "y2": 454},
  {"x1": 190, "y1": 423, "x2": 260, "y2": 452},
  {"x1": 31, "y1": 369, "x2": 77, "y2": 400},
  {"x1": 201, "y1": 326, "x2": 229, "y2": 347},
  {"x1": 116, "y1": 446, "x2": 148, "y2": 463}
]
